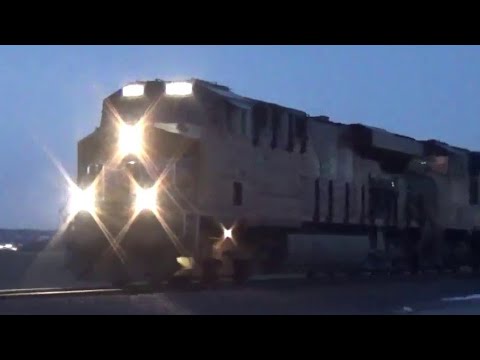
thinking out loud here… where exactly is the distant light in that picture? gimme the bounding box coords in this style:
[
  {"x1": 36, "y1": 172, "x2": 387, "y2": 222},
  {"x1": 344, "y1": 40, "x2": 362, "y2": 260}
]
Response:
[
  {"x1": 122, "y1": 84, "x2": 144, "y2": 98},
  {"x1": 4, "y1": 244, "x2": 12, "y2": 249},
  {"x1": 0, "y1": 245, "x2": 4, "y2": 249},
  {"x1": 10, "y1": 247, "x2": 17, "y2": 252},
  {"x1": 165, "y1": 82, "x2": 193, "y2": 97}
]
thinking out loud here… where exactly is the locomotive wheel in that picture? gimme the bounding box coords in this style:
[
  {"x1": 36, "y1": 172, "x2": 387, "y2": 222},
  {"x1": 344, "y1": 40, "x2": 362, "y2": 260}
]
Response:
[
  {"x1": 64, "y1": 244, "x2": 96, "y2": 281},
  {"x1": 145, "y1": 255, "x2": 182, "y2": 289},
  {"x1": 201, "y1": 258, "x2": 222, "y2": 286},
  {"x1": 105, "y1": 255, "x2": 132, "y2": 288},
  {"x1": 167, "y1": 273, "x2": 193, "y2": 289},
  {"x1": 109, "y1": 265, "x2": 131, "y2": 288},
  {"x1": 404, "y1": 229, "x2": 420, "y2": 275},
  {"x1": 66, "y1": 260, "x2": 93, "y2": 281},
  {"x1": 232, "y1": 259, "x2": 251, "y2": 285},
  {"x1": 471, "y1": 231, "x2": 480, "y2": 274},
  {"x1": 306, "y1": 270, "x2": 316, "y2": 280}
]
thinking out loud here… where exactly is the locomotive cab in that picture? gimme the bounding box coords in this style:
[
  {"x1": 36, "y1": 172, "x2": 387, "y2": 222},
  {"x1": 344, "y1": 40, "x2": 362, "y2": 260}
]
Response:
[{"x1": 64, "y1": 80, "x2": 209, "y2": 284}]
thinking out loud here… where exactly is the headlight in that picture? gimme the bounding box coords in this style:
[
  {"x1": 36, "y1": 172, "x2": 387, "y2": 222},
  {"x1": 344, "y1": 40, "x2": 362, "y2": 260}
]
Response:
[
  {"x1": 118, "y1": 122, "x2": 143, "y2": 157},
  {"x1": 122, "y1": 83, "x2": 144, "y2": 98},
  {"x1": 223, "y1": 227, "x2": 233, "y2": 240},
  {"x1": 134, "y1": 185, "x2": 157, "y2": 213},
  {"x1": 165, "y1": 81, "x2": 193, "y2": 97},
  {"x1": 68, "y1": 185, "x2": 96, "y2": 216}
]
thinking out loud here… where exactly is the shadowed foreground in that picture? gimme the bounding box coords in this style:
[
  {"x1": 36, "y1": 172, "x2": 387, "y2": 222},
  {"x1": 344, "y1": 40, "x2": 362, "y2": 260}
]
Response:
[{"x1": 2, "y1": 251, "x2": 480, "y2": 314}]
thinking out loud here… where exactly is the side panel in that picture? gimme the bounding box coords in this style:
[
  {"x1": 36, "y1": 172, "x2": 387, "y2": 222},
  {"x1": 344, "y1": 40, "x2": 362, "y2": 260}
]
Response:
[
  {"x1": 200, "y1": 101, "x2": 311, "y2": 228},
  {"x1": 308, "y1": 121, "x2": 341, "y2": 223},
  {"x1": 422, "y1": 151, "x2": 471, "y2": 230},
  {"x1": 446, "y1": 152, "x2": 470, "y2": 229},
  {"x1": 352, "y1": 155, "x2": 383, "y2": 225},
  {"x1": 285, "y1": 233, "x2": 371, "y2": 272},
  {"x1": 309, "y1": 120, "x2": 383, "y2": 226}
]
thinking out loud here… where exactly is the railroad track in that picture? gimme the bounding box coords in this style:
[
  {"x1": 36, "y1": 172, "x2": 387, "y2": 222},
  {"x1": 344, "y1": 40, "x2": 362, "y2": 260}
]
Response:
[
  {"x1": 0, "y1": 268, "x2": 479, "y2": 300},
  {"x1": 0, "y1": 286, "x2": 128, "y2": 299},
  {"x1": 0, "y1": 278, "x2": 235, "y2": 299}
]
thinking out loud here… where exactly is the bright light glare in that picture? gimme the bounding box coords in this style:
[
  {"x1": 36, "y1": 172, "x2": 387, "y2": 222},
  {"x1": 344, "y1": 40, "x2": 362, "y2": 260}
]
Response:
[
  {"x1": 122, "y1": 84, "x2": 144, "y2": 97},
  {"x1": 223, "y1": 227, "x2": 233, "y2": 240},
  {"x1": 0, "y1": 244, "x2": 18, "y2": 251},
  {"x1": 176, "y1": 256, "x2": 194, "y2": 270},
  {"x1": 134, "y1": 186, "x2": 157, "y2": 213},
  {"x1": 68, "y1": 185, "x2": 96, "y2": 216},
  {"x1": 119, "y1": 122, "x2": 143, "y2": 157},
  {"x1": 165, "y1": 82, "x2": 193, "y2": 97}
]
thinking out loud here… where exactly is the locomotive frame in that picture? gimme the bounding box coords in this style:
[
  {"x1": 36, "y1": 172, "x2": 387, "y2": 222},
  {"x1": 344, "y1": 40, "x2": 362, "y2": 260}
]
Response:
[{"x1": 62, "y1": 78, "x2": 480, "y2": 286}]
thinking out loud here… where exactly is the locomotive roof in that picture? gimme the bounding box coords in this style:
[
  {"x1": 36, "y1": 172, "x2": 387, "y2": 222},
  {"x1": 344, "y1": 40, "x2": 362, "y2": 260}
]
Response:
[
  {"x1": 194, "y1": 79, "x2": 256, "y2": 110},
  {"x1": 114, "y1": 78, "x2": 308, "y2": 116},
  {"x1": 311, "y1": 115, "x2": 475, "y2": 157},
  {"x1": 193, "y1": 78, "x2": 307, "y2": 116},
  {"x1": 355, "y1": 123, "x2": 420, "y2": 142},
  {"x1": 310, "y1": 116, "x2": 420, "y2": 143},
  {"x1": 110, "y1": 78, "x2": 476, "y2": 157},
  {"x1": 422, "y1": 139, "x2": 471, "y2": 154},
  {"x1": 311, "y1": 115, "x2": 413, "y2": 137}
]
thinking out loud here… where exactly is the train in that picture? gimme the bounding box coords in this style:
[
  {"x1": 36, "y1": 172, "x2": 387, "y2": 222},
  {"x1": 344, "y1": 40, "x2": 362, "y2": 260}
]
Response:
[{"x1": 62, "y1": 78, "x2": 480, "y2": 286}]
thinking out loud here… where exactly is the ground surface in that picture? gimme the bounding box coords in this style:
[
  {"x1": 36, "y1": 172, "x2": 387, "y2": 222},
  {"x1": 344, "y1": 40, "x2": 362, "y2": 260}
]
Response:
[
  {"x1": 1, "y1": 275, "x2": 480, "y2": 314},
  {"x1": 1, "y1": 251, "x2": 480, "y2": 314}
]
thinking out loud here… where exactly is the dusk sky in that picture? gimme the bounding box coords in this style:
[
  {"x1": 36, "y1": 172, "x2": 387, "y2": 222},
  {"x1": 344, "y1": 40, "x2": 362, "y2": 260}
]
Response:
[{"x1": 0, "y1": 45, "x2": 479, "y2": 230}]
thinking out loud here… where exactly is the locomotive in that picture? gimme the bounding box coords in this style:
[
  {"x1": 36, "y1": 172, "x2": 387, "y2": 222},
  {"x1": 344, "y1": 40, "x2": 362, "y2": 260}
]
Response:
[{"x1": 62, "y1": 78, "x2": 480, "y2": 286}]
